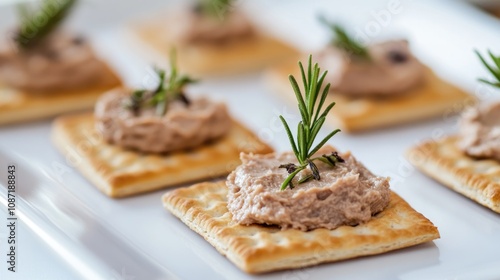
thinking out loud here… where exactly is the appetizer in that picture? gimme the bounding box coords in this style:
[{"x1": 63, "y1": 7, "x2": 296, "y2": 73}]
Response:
[
  {"x1": 134, "y1": 0, "x2": 297, "y2": 76},
  {"x1": 409, "y1": 50, "x2": 500, "y2": 213},
  {"x1": 0, "y1": 0, "x2": 121, "y2": 125},
  {"x1": 52, "y1": 55, "x2": 272, "y2": 197},
  {"x1": 267, "y1": 18, "x2": 472, "y2": 132},
  {"x1": 163, "y1": 56, "x2": 439, "y2": 274}
]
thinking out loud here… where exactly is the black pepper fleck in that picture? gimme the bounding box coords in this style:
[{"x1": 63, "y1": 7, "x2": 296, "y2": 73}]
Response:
[
  {"x1": 178, "y1": 93, "x2": 191, "y2": 106},
  {"x1": 387, "y1": 50, "x2": 407, "y2": 63}
]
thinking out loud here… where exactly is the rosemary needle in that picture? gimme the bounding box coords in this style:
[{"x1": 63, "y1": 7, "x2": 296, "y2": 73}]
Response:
[
  {"x1": 278, "y1": 55, "x2": 342, "y2": 191},
  {"x1": 194, "y1": 0, "x2": 234, "y2": 19},
  {"x1": 126, "y1": 51, "x2": 196, "y2": 116},
  {"x1": 476, "y1": 49, "x2": 500, "y2": 88},
  {"x1": 319, "y1": 16, "x2": 370, "y2": 60},
  {"x1": 14, "y1": 0, "x2": 77, "y2": 49}
]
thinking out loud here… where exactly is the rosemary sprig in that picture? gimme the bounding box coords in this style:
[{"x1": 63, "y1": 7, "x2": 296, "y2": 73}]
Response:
[
  {"x1": 278, "y1": 55, "x2": 342, "y2": 191},
  {"x1": 476, "y1": 50, "x2": 500, "y2": 88},
  {"x1": 193, "y1": 0, "x2": 234, "y2": 19},
  {"x1": 319, "y1": 16, "x2": 370, "y2": 60},
  {"x1": 14, "y1": 0, "x2": 76, "y2": 49},
  {"x1": 125, "y1": 52, "x2": 196, "y2": 116}
]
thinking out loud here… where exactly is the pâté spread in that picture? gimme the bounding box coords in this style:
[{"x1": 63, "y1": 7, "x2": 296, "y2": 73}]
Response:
[
  {"x1": 319, "y1": 40, "x2": 425, "y2": 97},
  {"x1": 95, "y1": 88, "x2": 231, "y2": 153},
  {"x1": 458, "y1": 102, "x2": 500, "y2": 161},
  {"x1": 0, "y1": 33, "x2": 116, "y2": 93},
  {"x1": 226, "y1": 147, "x2": 390, "y2": 231},
  {"x1": 168, "y1": 6, "x2": 254, "y2": 45}
]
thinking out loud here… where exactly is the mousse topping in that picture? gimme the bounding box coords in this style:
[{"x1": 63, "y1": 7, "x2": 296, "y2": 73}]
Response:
[
  {"x1": 0, "y1": 33, "x2": 117, "y2": 92},
  {"x1": 227, "y1": 148, "x2": 390, "y2": 231},
  {"x1": 318, "y1": 20, "x2": 424, "y2": 97},
  {"x1": 458, "y1": 50, "x2": 500, "y2": 161},
  {"x1": 95, "y1": 89, "x2": 231, "y2": 153},
  {"x1": 320, "y1": 40, "x2": 425, "y2": 97},
  {"x1": 458, "y1": 103, "x2": 500, "y2": 160},
  {"x1": 95, "y1": 58, "x2": 231, "y2": 153},
  {"x1": 0, "y1": 0, "x2": 116, "y2": 93},
  {"x1": 226, "y1": 55, "x2": 390, "y2": 231},
  {"x1": 169, "y1": 3, "x2": 254, "y2": 45}
]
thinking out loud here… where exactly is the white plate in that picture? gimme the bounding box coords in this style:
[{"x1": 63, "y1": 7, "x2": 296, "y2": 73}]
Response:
[{"x1": 1, "y1": 0, "x2": 500, "y2": 279}]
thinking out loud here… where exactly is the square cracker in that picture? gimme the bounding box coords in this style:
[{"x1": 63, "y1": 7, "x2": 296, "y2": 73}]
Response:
[
  {"x1": 133, "y1": 22, "x2": 298, "y2": 77},
  {"x1": 266, "y1": 60, "x2": 474, "y2": 132},
  {"x1": 52, "y1": 113, "x2": 273, "y2": 198},
  {"x1": 0, "y1": 64, "x2": 120, "y2": 126},
  {"x1": 408, "y1": 136, "x2": 500, "y2": 213},
  {"x1": 162, "y1": 181, "x2": 440, "y2": 274}
]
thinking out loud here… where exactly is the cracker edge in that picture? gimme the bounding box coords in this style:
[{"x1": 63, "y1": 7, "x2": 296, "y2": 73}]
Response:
[
  {"x1": 407, "y1": 136, "x2": 500, "y2": 213},
  {"x1": 0, "y1": 64, "x2": 121, "y2": 126},
  {"x1": 162, "y1": 181, "x2": 440, "y2": 274},
  {"x1": 51, "y1": 113, "x2": 274, "y2": 198}
]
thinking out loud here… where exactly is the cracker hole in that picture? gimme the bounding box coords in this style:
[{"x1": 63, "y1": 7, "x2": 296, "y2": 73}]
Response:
[
  {"x1": 353, "y1": 226, "x2": 374, "y2": 235},
  {"x1": 270, "y1": 234, "x2": 288, "y2": 246}
]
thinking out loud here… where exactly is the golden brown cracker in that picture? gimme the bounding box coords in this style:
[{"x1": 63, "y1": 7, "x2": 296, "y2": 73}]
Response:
[
  {"x1": 163, "y1": 181, "x2": 440, "y2": 273},
  {"x1": 52, "y1": 113, "x2": 273, "y2": 197},
  {"x1": 408, "y1": 136, "x2": 500, "y2": 213}
]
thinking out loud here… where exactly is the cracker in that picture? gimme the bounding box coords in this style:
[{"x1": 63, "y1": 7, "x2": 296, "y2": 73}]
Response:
[
  {"x1": 52, "y1": 113, "x2": 273, "y2": 198},
  {"x1": 267, "y1": 59, "x2": 474, "y2": 132},
  {"x1": 407, "y1": 136, "x2": 500, "y2": 213},
  {"x1": 162, "y1": 181, "x2": 440, "y2": 274},
  {"x1": 0, "y1": 64, "x2": 120, "y2": 126},
  {"x1": 133, "y1": 22, "x2": 297, "y2": 76}
]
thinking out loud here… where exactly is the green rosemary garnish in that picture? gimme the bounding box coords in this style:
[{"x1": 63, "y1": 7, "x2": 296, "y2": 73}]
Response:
[
  {"x1": 125, "y1": 52, "x2": 196, "y2": 116},
  {"x1": 278, "y1": 55, "x2": 342, "y2": 191},
  {"x1": 319, "y1": 16, "x2": 370, "y2": 60},
  {"x1": 193, "y1": 0, "x2": 234, "y2": 19},
  {"x1": 14, "y1": 0, "x2": 77, "y2": 49},
  {"x1": 476, "y1": 50, "x2": 500, "y2": 87}
]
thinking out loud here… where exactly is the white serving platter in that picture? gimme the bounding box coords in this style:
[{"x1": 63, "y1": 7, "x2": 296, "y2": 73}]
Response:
[{"x1": 1, "y1": 0, "x2": 500, "y2": 279}]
